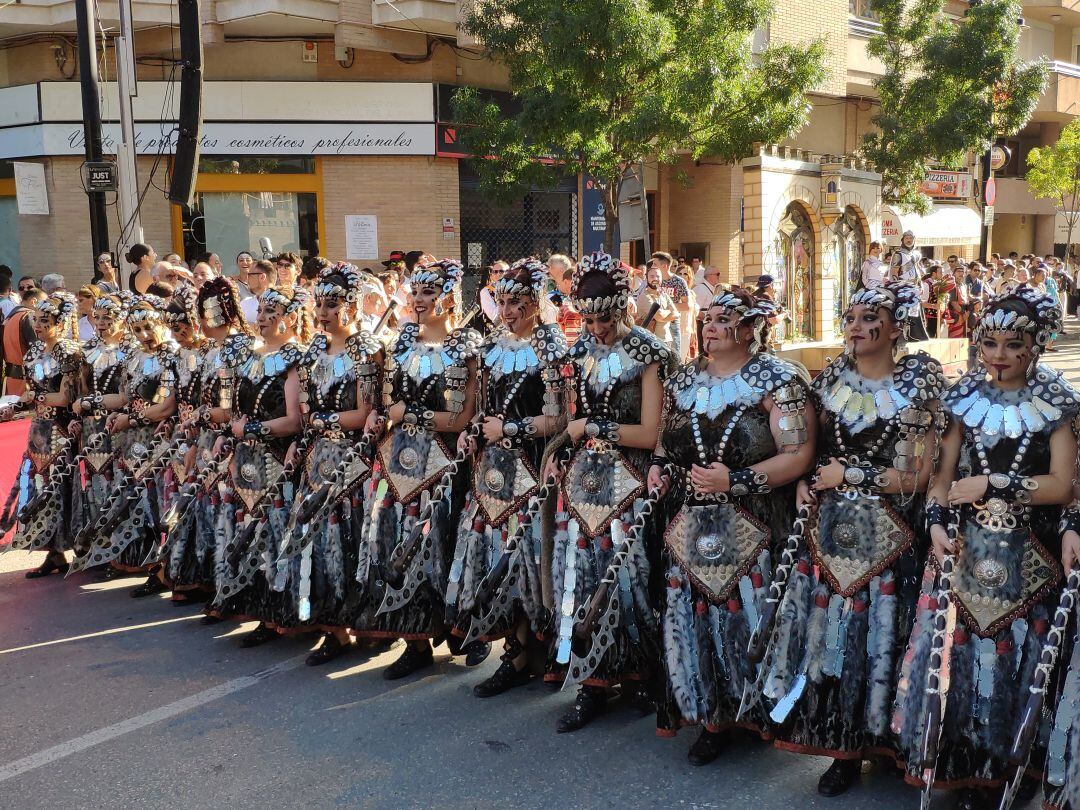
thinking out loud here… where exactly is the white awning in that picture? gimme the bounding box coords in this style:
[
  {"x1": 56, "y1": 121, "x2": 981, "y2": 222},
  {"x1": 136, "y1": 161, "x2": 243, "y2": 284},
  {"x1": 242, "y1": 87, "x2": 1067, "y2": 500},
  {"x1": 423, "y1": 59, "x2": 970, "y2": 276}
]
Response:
[{"x1": 881, "y1": 204, "x2": 982, "y2": 247}]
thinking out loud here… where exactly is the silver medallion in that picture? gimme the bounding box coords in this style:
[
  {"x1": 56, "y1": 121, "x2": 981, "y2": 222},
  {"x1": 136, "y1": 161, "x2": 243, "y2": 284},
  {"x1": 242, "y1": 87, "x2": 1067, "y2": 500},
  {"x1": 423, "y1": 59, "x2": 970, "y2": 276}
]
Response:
[
  {"x1": 973, "y1": 558, "x2": 1009, "y2": 588},
  {"x1": 581, "y1": 471, "x2": 602, "y2": 494},
  {"x1": 484, "y1": 468, "x2": 506, "y2": 492},
  {"x1": 398, "y1": 447, "x2": 419, "y2": 471},
  {"x1": 696, "y1": 533, "x2": 724, "y2": 560},
  {"x1": 833, "y1": 522, "x2": 859, "y2": 549}
]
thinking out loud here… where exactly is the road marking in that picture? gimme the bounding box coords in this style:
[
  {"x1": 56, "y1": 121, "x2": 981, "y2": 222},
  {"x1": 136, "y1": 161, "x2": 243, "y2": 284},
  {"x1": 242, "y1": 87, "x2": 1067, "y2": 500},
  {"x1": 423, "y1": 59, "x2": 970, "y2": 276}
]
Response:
[
  {"x1": 0, "y1": 653, "x2": 307, "y2": 783},
  {"x1": 0, "y1": 614, "x2": 202, "y2": 656}
]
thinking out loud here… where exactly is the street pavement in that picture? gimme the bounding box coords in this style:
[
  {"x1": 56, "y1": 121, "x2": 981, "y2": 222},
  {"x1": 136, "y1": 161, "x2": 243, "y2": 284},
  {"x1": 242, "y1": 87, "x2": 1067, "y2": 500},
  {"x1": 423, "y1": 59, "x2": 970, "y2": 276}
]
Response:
[{"x1": 7, "y1": 323, "x2": 1080, "y2": 809}]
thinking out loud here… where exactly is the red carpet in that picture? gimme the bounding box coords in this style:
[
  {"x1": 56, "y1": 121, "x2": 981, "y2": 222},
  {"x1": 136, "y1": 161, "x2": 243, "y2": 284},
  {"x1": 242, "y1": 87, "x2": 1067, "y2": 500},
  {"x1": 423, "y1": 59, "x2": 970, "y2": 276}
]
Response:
[{"x1": 0, "y1": 419, "x2": 30, "y2": 546}]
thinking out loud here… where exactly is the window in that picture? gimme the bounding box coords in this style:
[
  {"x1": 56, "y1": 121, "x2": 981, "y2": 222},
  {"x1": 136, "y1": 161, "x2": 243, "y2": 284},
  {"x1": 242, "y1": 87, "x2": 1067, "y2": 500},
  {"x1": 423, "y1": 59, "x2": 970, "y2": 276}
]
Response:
[
  {"x1": 772, "y1": 203, "x2": 815, "y2": 342},
  {"x1": 0, "y1": 198, "x2": 20, "y2": 274},
  {"x1": 181, "y1": 191, "x2": 318, "y2": 271},
  {"x1": 849, "y1": 0, "x2": 878, "y2": 20},
  {"x1": 198, "y1": 156, "x2": 316, "y2": 175},
  {"x1": 833, "y1": 207, "x2": 866, "y2": 333}
]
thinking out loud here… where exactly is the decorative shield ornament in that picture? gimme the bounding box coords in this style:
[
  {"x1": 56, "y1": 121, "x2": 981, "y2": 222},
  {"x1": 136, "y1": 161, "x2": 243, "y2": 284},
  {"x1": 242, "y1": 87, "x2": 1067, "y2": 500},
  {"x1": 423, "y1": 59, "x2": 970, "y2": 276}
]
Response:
[
  {"x1": 664, "y1": 501, "x2": 770, "y2": 604},
  {"x1": 950, "y1": 522, "x2": 1061, "y2": 637},
  {"x1": 81, "y1": 417, "x2": 112, "y2": 474},
  {"x1": 194, "y1": 430, "x2": 230, "y2": 491},
  {"x1": 129, "y1": 431, "x2": 175, "y2": 480},
  {"x1": 306, "y1": 436, "x2": 371, "y2": 495},
  {"x1": 26, "y1": 421, "x2": 59, "y2": 474},
  {"x1": 231, "y1": 441, "x2": 285, "y2": 512},
  {"x1": 561, "y1": 448, "x2": 644, "y2": 538},
  {"x1": 376, "y1": 426, "x2": 452, "y2": 503},
  {"x1": 809, "y1": 489, "x2": 914, "y2": 597},
  {"x1": 471, "y1": 444, "x2": 538, "y2": 525}
]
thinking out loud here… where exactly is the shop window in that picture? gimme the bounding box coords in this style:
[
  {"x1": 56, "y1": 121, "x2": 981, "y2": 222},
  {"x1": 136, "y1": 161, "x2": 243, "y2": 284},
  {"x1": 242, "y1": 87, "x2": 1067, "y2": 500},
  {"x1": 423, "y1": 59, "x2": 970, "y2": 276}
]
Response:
[
  {"x1": 0, "y1": 198, "x2": 20, "y2": 274},
  {"x1": 772, "y1": 203, "x2": 815, "y2": 343},
  {"x1": 833, "y1": 207, "x2": 866, "y2": 333},
  {"x1": 198, "y1": 156, "x2": 316, "y2": 175},
  {"x1": 181, "y1": 191, "x2": 318, "y2": 271}
]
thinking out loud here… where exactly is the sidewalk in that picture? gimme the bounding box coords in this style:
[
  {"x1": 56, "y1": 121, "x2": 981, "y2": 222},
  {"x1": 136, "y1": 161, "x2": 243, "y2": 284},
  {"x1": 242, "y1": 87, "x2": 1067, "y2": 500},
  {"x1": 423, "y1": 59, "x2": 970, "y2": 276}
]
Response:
[{"x1": 1045, "y1": 317, "x2": 1080, "y2": 387}]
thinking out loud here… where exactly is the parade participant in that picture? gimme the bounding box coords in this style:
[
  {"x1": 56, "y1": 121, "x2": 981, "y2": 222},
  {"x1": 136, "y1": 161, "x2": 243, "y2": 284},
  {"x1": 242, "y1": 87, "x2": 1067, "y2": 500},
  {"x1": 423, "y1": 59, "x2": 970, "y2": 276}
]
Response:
[
  {"x1": 360, "y1": 258, "x2": 484, "y2": 679},
  {"x1": 73, "y1": 298, "x2": 179, "y2": 593},
  {"x1": 649, "y1": 289, "x2": 815, "y2": 763},
  {"x1": 543, "y1": 249, "x2": 674, "y2": 733},
  {"x1": 1043, "y1": 500, "x2": 1080, "y2": 810},
  {"x1": 275, "y1": 263, "x2": 384, "y2": 665},
  {"x1": 0, "y1": 293, "x2": 83, "y2": 577},
  {"x1": 210, "y1": 285, "x2": 311, "y2": 647},
  {"x1": 763, "y1": 281, "x2": 945, "y2": 796},
  {"x1": 446, "y1": 258, "x2": 568, "y2": 696},
  {"x1": 162, "y1": 278, "x2": 251, "y2": 606},
  {"x1": 898, "y1": 287, "x2": 1078, "y2": 809},
  {"x1": 70, "y1": 294, "x2": 135, "y2": 559},
  {"x1": 890, "y1": 232, "x2": 930, "y2": 340},
  {"x1": 154, "y1": 288, "x2": 211, "y2": 600}
]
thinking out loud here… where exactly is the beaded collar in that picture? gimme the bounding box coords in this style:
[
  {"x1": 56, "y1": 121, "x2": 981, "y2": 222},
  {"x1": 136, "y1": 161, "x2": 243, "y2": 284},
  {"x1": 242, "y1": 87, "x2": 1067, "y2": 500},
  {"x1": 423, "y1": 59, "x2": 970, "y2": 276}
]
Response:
[
  {"x1": 239, "y1": 340, "x2": 304, "y2": 383},
  {"x1": 669, "y1": 354, "x2": 804, "y2": 420},
  {"x1": 814, "y1": 352, "x2": 945, "y2": 435},
  {"x1": 394, "y1": 325, "x2": 482, "y2": 387},
  {"x1": 483, "y1": 323, "x2": 567, "y2": 382},
  {"x1": 944, "y1": 363, "x2": 1080, "y2": 448},
  {"x1": 569, "y1": 325, "x2": 671, "y2": 399},
  {"x1": 83, "y1": 335, "x2": 135, "y2": 372},
  {"x1": 27, "y1": 339, "x2": 83, "y2": 382},
  {"x1": 305, "y1": 332, "x2": 381, "y2": 398}
]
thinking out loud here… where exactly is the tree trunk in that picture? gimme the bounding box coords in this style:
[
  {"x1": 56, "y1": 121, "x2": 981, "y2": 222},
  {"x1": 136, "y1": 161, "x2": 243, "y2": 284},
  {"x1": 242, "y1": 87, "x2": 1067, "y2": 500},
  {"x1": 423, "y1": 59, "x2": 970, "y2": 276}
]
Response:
[{"x1": 603, "y1": 177, "x2": 620, "y2": 255}]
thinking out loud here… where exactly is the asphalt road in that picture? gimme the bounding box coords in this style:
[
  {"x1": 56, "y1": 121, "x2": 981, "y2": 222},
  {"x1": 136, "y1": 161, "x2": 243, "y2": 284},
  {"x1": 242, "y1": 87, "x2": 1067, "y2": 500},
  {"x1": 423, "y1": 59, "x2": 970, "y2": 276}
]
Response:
[{"x1": 9, "y1": 322, "x2": 1080, "y2": 809}]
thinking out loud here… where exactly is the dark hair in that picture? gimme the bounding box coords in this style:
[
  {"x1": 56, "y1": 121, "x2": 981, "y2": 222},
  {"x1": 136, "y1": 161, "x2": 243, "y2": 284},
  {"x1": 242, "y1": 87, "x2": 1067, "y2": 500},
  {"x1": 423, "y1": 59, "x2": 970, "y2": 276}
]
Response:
[
  {"x1": 651, "y1": 251, "x2": 673, "y2": 266},
  {"x1": 236, "y1": 251, "x2": 254, "y2": 263},
  {"x1": 301, "y1": 256, "x2": 331, "y2": 281},
  {"x1": 197, "y1": 276, "x2": 253, "y2": 336},
  {"x1": 124, "y1": 243, "x2": 152, "y2": 266},
  {"x1": 22, "y1": 288, "x2": 45, "y2": 305},
  {"x1": 0, "y1": 265, "x2": 11, "y2": 279},
  {"x1": 0, "y1": 275, "x2": 11, "y2": 295},
  {"x1": 146, "y1": 281, "x2": 174, "y2": 298}
]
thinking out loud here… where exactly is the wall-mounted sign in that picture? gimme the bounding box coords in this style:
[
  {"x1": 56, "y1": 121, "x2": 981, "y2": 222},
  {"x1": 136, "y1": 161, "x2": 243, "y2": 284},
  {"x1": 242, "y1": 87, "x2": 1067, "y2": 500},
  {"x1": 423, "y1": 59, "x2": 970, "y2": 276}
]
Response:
[
  {"x1": 81, "y1": 160, "x2": 117, "y2": 193},
  {"x1": 13, "y1": 161, "x2": 49, "y2": 215},
  {"x1": 0, "y1": 122, "x2": 437, "y2": 159},
  {"x1": 990, "y1": 145, "x2": 1011, "y2": 172},
  {"x1": 344, "y1": 215, "x2": 378, "y2": 260},
  {"x1": 919, "y1": 170, "x2": 973, "y2": 200}
]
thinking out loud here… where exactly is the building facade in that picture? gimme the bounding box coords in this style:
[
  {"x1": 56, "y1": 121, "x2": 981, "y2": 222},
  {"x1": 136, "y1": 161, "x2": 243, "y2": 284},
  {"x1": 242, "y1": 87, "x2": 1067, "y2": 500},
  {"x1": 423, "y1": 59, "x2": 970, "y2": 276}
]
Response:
[{"x1": 0, "y1": 0, "x2": 1070, "y2": 348}]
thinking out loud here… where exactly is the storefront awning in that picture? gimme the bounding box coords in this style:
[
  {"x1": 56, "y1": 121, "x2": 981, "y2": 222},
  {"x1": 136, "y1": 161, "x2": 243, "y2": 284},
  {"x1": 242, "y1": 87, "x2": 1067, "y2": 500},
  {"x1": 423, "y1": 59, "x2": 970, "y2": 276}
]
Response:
[{"x1": 881, "y1": 204, "x2": 982, "y2": 247}]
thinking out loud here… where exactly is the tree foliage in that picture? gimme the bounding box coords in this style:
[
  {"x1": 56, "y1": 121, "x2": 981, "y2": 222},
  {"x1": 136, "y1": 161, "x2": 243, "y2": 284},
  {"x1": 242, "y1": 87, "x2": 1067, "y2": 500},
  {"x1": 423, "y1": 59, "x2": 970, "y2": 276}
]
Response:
[
  {"x1": 1027, "y1": 119, "x2": 1080, "y2": 250},
  {"x1": 455, "y1": 0, "x2": 826, "y2": 250},
  {"x1": 863, "y1": 0, "x2": 1046, "y2": 214}
]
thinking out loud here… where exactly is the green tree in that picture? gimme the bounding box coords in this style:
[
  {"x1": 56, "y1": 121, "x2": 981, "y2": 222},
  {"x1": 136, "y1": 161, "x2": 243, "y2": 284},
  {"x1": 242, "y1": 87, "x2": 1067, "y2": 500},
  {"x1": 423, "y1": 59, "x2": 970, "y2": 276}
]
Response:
[
  {"x1": 455, "y1": 0, "x2": 826, "y2": 252},
  {"x1": 863, "y1": 0, "x2": 1046, "y2": 213},
  {"x1": 1027, "y1": 119, "x2": 1080, "y2": 255}
]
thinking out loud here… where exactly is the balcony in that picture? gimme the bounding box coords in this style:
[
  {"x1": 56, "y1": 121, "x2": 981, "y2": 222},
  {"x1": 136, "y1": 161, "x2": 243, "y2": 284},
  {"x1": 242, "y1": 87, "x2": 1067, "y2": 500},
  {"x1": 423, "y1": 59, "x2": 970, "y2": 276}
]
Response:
[
  {"x1": 371, "y1": 0, "x2": 458, "y2": 36},
  {"x1": 1034, "y1": 61, "x2": 1080, "y2": 121}
]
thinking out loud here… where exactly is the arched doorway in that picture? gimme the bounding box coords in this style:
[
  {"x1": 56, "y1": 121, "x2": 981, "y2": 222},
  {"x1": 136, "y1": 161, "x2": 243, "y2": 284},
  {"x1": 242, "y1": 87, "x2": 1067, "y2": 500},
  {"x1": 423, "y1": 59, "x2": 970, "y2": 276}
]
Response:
[
  {"x1": 773, "y1": 203, "x2": 815, "y2": 342},
  {"x1": 833, "y1": 206, "x2": 866, "y2": 333}
]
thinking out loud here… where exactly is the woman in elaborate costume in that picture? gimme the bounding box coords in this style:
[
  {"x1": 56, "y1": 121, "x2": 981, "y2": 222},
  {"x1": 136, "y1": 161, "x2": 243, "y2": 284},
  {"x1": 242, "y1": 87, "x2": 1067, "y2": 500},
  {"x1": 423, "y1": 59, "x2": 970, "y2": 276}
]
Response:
[
  {"x1": 70, "y1": 293, "x2": 135, "y2": 562},
  {"x1": 162, "y1": 278, "x2": 250, "y2": 607},
  {"x1": 446, "y1": 257, "x2": 569, "y2": 697},
  {"x1": 899, "y1": 288, "x2": 1079, "y2": 809},
  {"x1": 155, "y1": 287, "x2": 213, "y2": 601},
  {"x1": 543, "y1": 250, "x2": 674, "y2": 733},
  {"x1": 75, "y1": 298, "x2": 180, "y2": 595},
  {"x1": 359, "y1": 258, "x2": 485, "y2": 680},
  {"x1": 649, "y1": 289, "x2": 815, "y2": 763},
  {"x1": 1, "y1": 292, "x2": 83, "y2": 577},
  {"x1": 763, "y1": 282, "x2": 946, "y2": 796},
  {"x1": 209, "y1": 285, "x2": 311, "y2": 647},
  {"x1": 275, "y1": 263, "x2": 384, "y2": 665}
]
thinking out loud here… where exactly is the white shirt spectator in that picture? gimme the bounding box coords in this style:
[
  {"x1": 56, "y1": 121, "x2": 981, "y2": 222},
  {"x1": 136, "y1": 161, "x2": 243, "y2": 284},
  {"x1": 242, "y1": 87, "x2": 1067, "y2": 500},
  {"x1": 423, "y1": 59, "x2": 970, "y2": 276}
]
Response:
[
  {"x1": 861, "y1": 257, "x2": 887, "y2": 289},
  {"x1": 0, "y1": 297, "x2": 17, "y2": 320},
  {"x1": 479, "y1": 286, "x2": 499, "y2": 326},
  {"x1": 78, "y1": 315, "x2": 96, "y2": 342},
  {"x1": 240, "y1": 296, "x2": 259, "y2": 325}
]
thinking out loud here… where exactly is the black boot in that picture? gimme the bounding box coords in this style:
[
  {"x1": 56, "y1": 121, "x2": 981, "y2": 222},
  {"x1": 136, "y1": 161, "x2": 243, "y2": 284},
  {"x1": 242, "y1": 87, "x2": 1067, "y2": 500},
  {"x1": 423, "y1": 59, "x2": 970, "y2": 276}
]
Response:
[
  {"x1": 556, "y1": 686, "x2": 607, "y2": 733},
  {"x1": 463, "y1": 640, "x2": 491, "y2": 667},
  {"x1": 954, "y1": 788, "x2": 982, "y2": 810},
  {"x1": 131, "y1": 575, "x2": 169, "y2": 598},
  {"x1": 817, "y1": 759, "x2": 860, "y2": 797},
  {"x1": 383, "y1": 642, "x2": 434, "y2": 680},
  {"x1": 687, "y1": 728, "x2": 725, "y2": 766},
  {"x1": 25, "y1": 553, "x2": 68, "y2": 579},
  {"x1": 473, "y1": 639, "x2": 531, "y2": 698},
  {"x1": 305, "y1": 633, "x2": 351, "y2": 667},
  {"x1": 620, "y1": 681, "x2": 654, "y2": 716},
  {"x1": 239, "y1": 622, "x2": 278, "y2": 648}
]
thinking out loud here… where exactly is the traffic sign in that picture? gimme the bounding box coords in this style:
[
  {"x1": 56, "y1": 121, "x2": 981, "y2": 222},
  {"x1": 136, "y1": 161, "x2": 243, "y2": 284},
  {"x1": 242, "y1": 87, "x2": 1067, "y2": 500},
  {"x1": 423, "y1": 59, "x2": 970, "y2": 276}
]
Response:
[{"x1": 984, "y1": 176, "x2": 997, "y2": 206}]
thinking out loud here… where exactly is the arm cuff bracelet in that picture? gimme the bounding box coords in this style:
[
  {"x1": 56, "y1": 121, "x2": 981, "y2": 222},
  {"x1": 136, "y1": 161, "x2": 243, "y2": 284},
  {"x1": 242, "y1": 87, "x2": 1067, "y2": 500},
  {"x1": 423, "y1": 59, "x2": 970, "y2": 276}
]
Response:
[{"x1": 728, "y1": 467, "x2": 770, "y2": 497}]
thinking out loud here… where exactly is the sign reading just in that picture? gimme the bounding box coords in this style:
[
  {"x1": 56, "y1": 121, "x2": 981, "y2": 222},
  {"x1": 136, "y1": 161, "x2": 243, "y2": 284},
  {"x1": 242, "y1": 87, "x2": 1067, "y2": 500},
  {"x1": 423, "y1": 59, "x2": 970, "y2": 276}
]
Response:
[{"x1": 0, "y1": 122, "x2": 437, "y2": 159}]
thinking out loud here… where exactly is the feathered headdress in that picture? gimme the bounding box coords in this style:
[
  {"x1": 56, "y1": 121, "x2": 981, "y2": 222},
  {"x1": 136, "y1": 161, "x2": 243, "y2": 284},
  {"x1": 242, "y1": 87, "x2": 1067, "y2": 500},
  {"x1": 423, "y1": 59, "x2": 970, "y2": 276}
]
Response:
[
  {"x1": 197, "y1": 276, "x2": 242, "y2": 328},
  {"x1": 846, "y1": 280, "x2": 920, "y2": 345},
  {"x1": 493, "y1": 257, "x2": 547, "y2": 298},
  {"x1": 314, "y1": 262, "x2": 364, "y2": 303},
  {"x1": 974, "y1": 287, "x2": 1061, "y2": 359}
]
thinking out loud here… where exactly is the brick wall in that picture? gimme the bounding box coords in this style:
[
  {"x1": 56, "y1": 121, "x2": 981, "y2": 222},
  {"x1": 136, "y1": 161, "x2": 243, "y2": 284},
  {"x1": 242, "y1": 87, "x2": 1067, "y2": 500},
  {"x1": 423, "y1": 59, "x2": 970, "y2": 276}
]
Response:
[
  {"x1": 663, "y1": 157, "x2": 743, "y2": 284},
  {"x1": 321, "y1": 156, "x2": 460, "y2": 263},
  {"x1": 769, "y1": 0, "x2": 848, "y2": 98}
]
